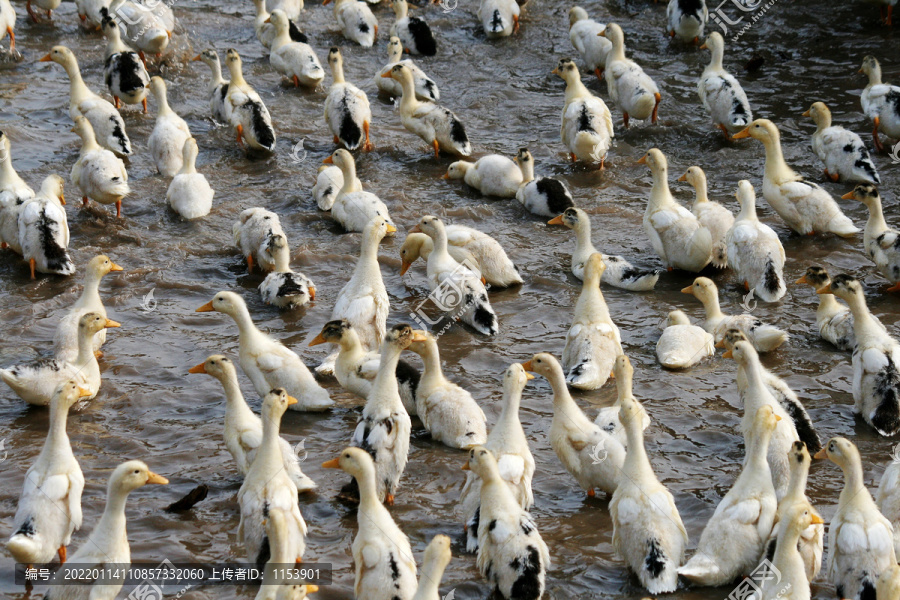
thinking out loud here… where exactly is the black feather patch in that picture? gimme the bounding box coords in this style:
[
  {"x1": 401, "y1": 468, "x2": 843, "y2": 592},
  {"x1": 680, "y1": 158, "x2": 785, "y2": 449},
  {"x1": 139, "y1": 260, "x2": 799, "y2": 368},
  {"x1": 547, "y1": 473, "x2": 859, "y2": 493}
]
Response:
[
  {"x1": 288, "y1": 20, "x2": 308, "y2": 43},
  {"x1": 245, "y1": 100, "x2": 275, "y2": 150},
  {"x1": 489, "y1": 8, "x2": 504, "y2": 32},
  {"x1": 871, "y1": 356, "x2": 900, "y2": 436},
  {"x1": 358, "y1": 22, "x2": 369, "y2": 33},
  {"x1": 255, "y1": 536, "x2": 271, "y2": 569},
  {"x1": 861, "y1": 579, "x2": 877, "y2": 600},
  {"x1": 15, "y1": 517, "x2": 35, "y2": 537},
  {"x1": 780, "y1": 397, "x2": 822, "y2": 456},
  {"x1": 448, "y1": 114, "x2": 469, "y2": 146},
  {"x1": 509, "y1": 545, "x2": 543, "y2": 600},
  {"x1": 337, "y1": 96, "x2": 363, "y2": 149},
  {"x1": 36, "y1": 208, "x2": 73, "y2": 274},
  {"x1": 534, "y1": 178, "x2": 574, "y2": 214},
  {"x1": 644, "y1": 538, "x2": 667, "y2": 578},
  {"x1": 763, "y1": 257, "x2": 781, "y2": 295},
  {"x1": 407, "y1": 17, "x2": 436, "y2": 56},
  {"x1": 112, "y1": 52, "x2": 148, "y2": 94}
]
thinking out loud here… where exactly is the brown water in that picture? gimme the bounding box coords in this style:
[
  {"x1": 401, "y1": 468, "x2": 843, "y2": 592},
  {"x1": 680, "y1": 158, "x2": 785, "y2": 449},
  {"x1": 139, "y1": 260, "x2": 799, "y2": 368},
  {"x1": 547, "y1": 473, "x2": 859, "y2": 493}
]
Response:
[{"x1": 2, "y1": 0, "x2": 900, "y2": 598}]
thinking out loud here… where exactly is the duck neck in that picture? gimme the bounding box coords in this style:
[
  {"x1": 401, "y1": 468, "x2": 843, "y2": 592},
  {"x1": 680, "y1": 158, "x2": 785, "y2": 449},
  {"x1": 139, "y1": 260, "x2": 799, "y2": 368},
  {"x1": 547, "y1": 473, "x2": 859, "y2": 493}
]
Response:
[
  {"x1": 220, "y1": 371, "x2": 254, "y2": 419},
  {"x1": 75, "y1": 327, "x2": 98, "y2": 367},
  {"x1": 338, "y1": 161, "x2": 362, "y2": 194},
  {"x1": 229, "y1": 306, "x2": 263, "y2": 344},
  {"x1": 623, "y1": 412, "x2": 650, "y2": 473},
  {"x1": 738, "y1": 198, "x2": 758, "y2": 221},
  {"x1": 843, "y1": 291, "x2": 881, "y2": 339},
  {"x1": 416, "y1": 339, "x2": 446, "y2": 387},
  {"x1": 814, "y1": 113, "x2": 831, "y2": 135},
  {"x1": 62, "y1": 59, "x2": 89, "y2": 102},
  {"x1": 649, "y1": 165, "x2": 673, "y2": 208},
  {"x1": 181, "y1": 148, "x2": 197, "y2": 175},
  {"x1": 867, "y1": 66, "x2": 883, "y2": 87},
  {"x1": 816, "y1": 291, "x2": 842, "y2": 315},
  {"x1": 416, "y1": 558, "x2": 446, "y2": 599},
  {"x1": 393, "y1": 2, "x2": 408, "y2": 19},
  {"x1": 498, "y1": 385, "x2": 522, "y2": 429},
  {"x1": 784, "y1": 458, "x2": 809, "y2": 503},
  {"x1": 745, "y1": 424, "x2": 773, "y2": 471},
  {"x1": 229, "y1": 65, "x2": 246, "y2": 88},
  {"x1": 259, "y1": 409, "x2": 283, "y2": 460},
  {"x1": 208, "y1": 59, "x2": 225, "y2": 84},
  {"x1": 78, "y1": 127, "x2": 100, "y2": 153},
  {"x1": 45, "y1": 397, "x2": 72, "y2": 456},
  {"x1": 331, "y1": 60, "x2": 346, "y2": 85},
  {"x1": 154, "y1": 89, "x2": 172, "y2": 116},
  {"x1": 572, "y1": 219, "x2": 594, "y2": 257},
  {"x1": 839, "y1": 457, "x2": 866, "y2": 501},
  {"x1": 358, "y1": 229, "x2": 382, "y2": 267},
  {"x1": 372, "y1": 343, "x2": 403, "y2": 400},
  {"x1": 609, "y1": 35, "x2": 626, "y2": 62},
  {"x1": 428, "y1": 226, "x2": 449, "y2": 257},
  {"x1": 760, "y1": 133, "x2": 795, "y2": 182},
  {"x1": 356, "y1": 465, "x2": 382, "y2": 512},
  {"x1": 79, "y1": 269, "x2": 104, "y2": 307},
  {"x1": 0, "y1": 151, "x2": 15, "y2": 181},
  {"x1": 707, "y1": 44, "x2": 724, "y2": 71},
  {"x1": 546, "y1": 367, "x2": 584, "y2": 422},
  {"x1": 864, "y1": 198, "x2": 889, "y2": 235},
  {"x1": 700, "y1": 293, "x2": 725, "y2": 322},
  {"x1": 691, "y1": 177, "x2": 709, "y2": 204},
  {"x1": 398, "y1": 75, "x2": 420, "y2": 112},
  {"x1": 518, "y1": 159, "x2": 534, "y2": 184},
  {"x1": 742, "y1": 355, "x2": 768, "y2": 407},
  {"x1": 272, "y1": 247, "x2": 290, "y2": 272},
  {"x1": 95, "y1": 486, "x2": 130, "y2": 546},
  {"x1": 564, "y1": 74, "x2": 591, "y2": 104}
]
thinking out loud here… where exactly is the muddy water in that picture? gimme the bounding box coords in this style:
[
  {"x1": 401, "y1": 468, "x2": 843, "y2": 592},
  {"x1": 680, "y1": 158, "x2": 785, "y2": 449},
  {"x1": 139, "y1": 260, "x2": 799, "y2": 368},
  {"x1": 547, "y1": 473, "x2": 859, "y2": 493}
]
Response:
[{"x1": 1, "y1": 0, "x2": 900, "y2": 598}]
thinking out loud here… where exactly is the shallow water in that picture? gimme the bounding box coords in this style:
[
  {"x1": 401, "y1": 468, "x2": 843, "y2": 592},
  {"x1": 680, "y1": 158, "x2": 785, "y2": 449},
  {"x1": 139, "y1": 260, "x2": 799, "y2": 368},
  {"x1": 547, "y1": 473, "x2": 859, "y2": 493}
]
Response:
[{"x1": 1, "y1": 0, "x2": 900, "y2": 598}]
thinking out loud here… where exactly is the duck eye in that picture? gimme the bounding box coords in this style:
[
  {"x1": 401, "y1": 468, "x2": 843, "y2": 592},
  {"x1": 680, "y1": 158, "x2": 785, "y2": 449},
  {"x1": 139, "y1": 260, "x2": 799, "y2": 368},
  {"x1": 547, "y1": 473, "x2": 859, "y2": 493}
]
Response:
[{"x1": 134, "y1": 469, "x2": 140, "y2": 474}]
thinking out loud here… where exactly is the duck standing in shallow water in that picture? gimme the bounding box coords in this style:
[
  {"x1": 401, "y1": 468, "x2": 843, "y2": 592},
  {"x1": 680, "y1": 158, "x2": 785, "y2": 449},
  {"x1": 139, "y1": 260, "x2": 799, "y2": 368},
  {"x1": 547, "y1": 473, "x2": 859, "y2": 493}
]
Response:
[
  {"x1": 223, "y1": 48, "x2": 276, "y2": 153},
  {"x1": 100, "y1": 15, "x2": 149, "y2": 112},
  {"x1": 599, "y1": 24, "x2": 661, "y2": 127},
  {"x1": 70, "y1": 116, "x2": 129, "y2": 218},
  {"x1": 390, "y1": 0, "x2": 435, "y2": 56},
  {"x1": 803, "y1": 101, "x2": 879, "y2": 184},
  {"x1": 679, "y1": 165, "x2": 734, "y2": 268},
  {"x1": 258, "y1": 234, "x2": 315, "y2": 310},
  {"x1": 697, "y1": 32, "x2": 752, "y2": 138},
  {"x1": 859, "y1": 55, "x2": 900, "y2": 153},
  {"x1": 166, "y1": 138, "x2": 214, "y2": 219},
  {"x1": 326, "y1": 0, "x2": 378, "y2": 47},
  {"x1": 268, "y1": 10, "x2": 324, "y2": 88},
  {"x1": 568, "y1": 7, "x2": 611, "y2": 80},
  {"x1": 18, "y1": 174, "x2": 74, "y2": 279},
  {"x1": 553, "y1": 58, "x2": 613, "y2": 167},
  {"x1": 324, "y1": 47, "x2": 373, "y2": 151},
  {"x1": 193, "y1": 49, "x2": 230, "y2": 123},
  {"x1": 844, "y1": 184, "x2": 900, "y2": 291},
  {"x1": 148, "y1": 76, "x2": 192, "y2": 178},
  {"x1": 514, "y1": 148, "x2": 575, "y2": 217},
  {"x1": 375, "y1": 36, "x2": 439, "y2": 101},
  {"x1": 477, "y1": 0, "x2": 520, "y2": 38},
  {"x1": 666, "y1": 0, "x2": 707, "y2": 43}
]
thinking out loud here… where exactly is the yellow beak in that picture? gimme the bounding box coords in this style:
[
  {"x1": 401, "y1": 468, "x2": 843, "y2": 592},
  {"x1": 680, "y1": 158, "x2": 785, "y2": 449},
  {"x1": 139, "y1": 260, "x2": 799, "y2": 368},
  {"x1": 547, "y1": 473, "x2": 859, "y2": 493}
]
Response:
[
  {"x1": 801, "y1": 109, "x2": 811, "y2": 117},
  {"x1": 524, "y1": 371, "x2": 535, "y2": 380},
  {"x1": 264, "y1": 16, "x2": 271, "y2": 22},
  {"x1": 322, "y1": 457, "x2": 341, "y2": 468},
  {"x1": 386, "y1": 224, "x2": 397, "y2": 233},
  {"x1": 400, "y1": 260, "x2": 411, "y2": 275},
  {"x1": 287, "y1": 396, "x2": 299, "y2": 406},
  {"x1": 441, "y1": 172, "x2": 451, "y2": 179},
  {"x1": 192, "y1": 54, "x2": 202, "y2": 61},
  {"x1": 813, "y1": 448, "x2": 828, "y2": 460},
  {"x1": 522, "y1": 360, "x2": 534, "y2": 372},
  {"x1": 774, "y1": 414, "x2": 782, "y2": 422},
  {"x1": 188, "y1": 363, "x2": 207, "y2": 374},
  {"x1": 146, "y1": 472, "x2": 169, "y2": 485},
  {"x1": 59, "y1": 194, "x2": 65, "y2": 205},
  {"x1": 677, "y1": 173, "x2": 687, "y2": 182},
  {"x1": 810, "y1": 514, "x2": 824, "y2": 524},
  {"x1": 410, "y1": 331, "x2": 428, "y2": 342},
  {"x1": 680, "y1": 286, "x2": 694, "y2": 294},
  {"x1": 637, "y1": 155, "x2": 648, "y2": 165},
  {"x1": 110, "y1": 262, "x2": 124, "y2": 271},
  {"x1": 196, "y1": 300, "x2": 215, "y2": 312},
  {"x1": 732, "y1": 127, "x2": 751, "y2": 139},
  {"x1": 714, "y1": 339, "x2": 726, "y2": 349},
  {"x1": 306, "y1": 584, "x2": 319, "y2": 593},
  {"x1": 78, "y1": 387, "x2": 93, "y2": 398},
  {"x1": 409, "y1": 224, "x2": 422, "y2": 234},
  {"x1": 105, "y1": 319, "x2": 121, "y2": 328},
  {"x1": 597, "y1": 29, "x2": 606, "y2": 37},
  {"x1": 795, "y1": 275, "x2": 808, "y2": 285}
]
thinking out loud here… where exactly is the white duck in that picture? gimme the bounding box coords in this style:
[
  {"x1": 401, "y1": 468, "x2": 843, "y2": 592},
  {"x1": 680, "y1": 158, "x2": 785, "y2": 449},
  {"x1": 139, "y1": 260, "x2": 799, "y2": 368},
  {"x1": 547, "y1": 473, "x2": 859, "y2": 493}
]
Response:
[
  {"x1": 411, "y1": 215, "x2": 498, "y2": 336},
  {"x1": 679, "y1": 165, "x2": 734, "y2": 268},
  {"x1": 73, "y1": 0, "x2": 109, "y2": 27},
  {"x1": 804, "y1": 101, "x2": 879, "y2": 184},
  {"x1": 41, "y1": 46, "x2": 132, "y2": 157},
  {"x1": 407, "y1": 330, "x2": 487, "y2": 449},
  {"x1": 375, "y1": 36, "x2": 439, "y2": 101},
  {"x1": 348, "y1": 324, "x2": 419, "y2": 505},
  {"x1": 42, "y1": 461, "x2": 167, "y2": 600},
  {"x1": 600, "y1": 23, "x2": 661, "y2": 127},
  {"x1": 725, "y1": 340, "x2": 800, "y2": 499},
  {"x1": 879, "y1": 566, "x2": 900, "y2": 600},
  {"x1": 6, "y1": 381, "x2": 89, "y2": 567},
  {"x1": 681, "y1": 277, "x2": 788, "y2": 351},
  {"x1": 70, "y1": 116, "x2": 129, "y2": 218},
  {"x1": 233, "y1": 207, "x2": 286, "y2": 272},
  {"x1": 188, "y1": 354, "x2": 316, "y2": 492},
  {"x1": 224, "y1": 49, "x2": 277, "y2": 153},
  {"x1": 514, "y1": 147, "x2": 575, "y2": 217},
  {"x1": 312, "y1": 164, "x2": 343, "y2": 211},
  {"x1": 325, "y1": 0, "x2": 378, "y2": 47},
  {"x1": 761, "y1": 441, "x2": 824, "y2": 581},
  {"x1": 465, "y1": 447, "x2": 549, "y2": 599},
  {"x1": 860, "y1": 56, "x2": 900, "y2": 153},
  {"x1": 526, "y1": 352, "x2": 625, "y2": 497},
  {"x1": 100, "y1": 15, "x2": 149, "y2": 112},
  {"x1": 196, "y1": 291, "x2": 333, "y2": 411},
  {"x1": 697, "y1": 32, "x2": 752, "y2": 138},
  {"x1": 568, "y1": 6, "x2": 611, "y2": 79},
  {"x1": 400, "y1": 226, "x2": 522, "y2": 288},
  {"x1": 390, "y1": 0, "x2": 435, "y2": 56},
  {"x1": 733, "y1": 119, "x2": 858, "y2": 237},
  {"x1": 309, "y1": 320, "x2": 419, "y2": 414},
  {"x1": 269, "y1": 10, "x2": 324, "y2": 88},
  {"x1": 0, "y1": 131, "x2": 34, "y2": 253},
  {"x1": 258, "y1": 234, "x2": 315, "y2": 310},
  {"x1": 656, "y1": 309, "x2": 715, "y2": 369},
  {"x1": 459, "y1": 363, "x2": 535, "y2": 553},
  {"x1": 53, "y1": 255, "x2": 122, "y2": 362},
  {"x1": 552, "y1": 58, "x2": 614, "y2": 166},
  {"x1": 594, "y1": 354, "x2": 651, "y2": 447},
  {"x1": 760, "y1": 503, "x2": 824, "y2": 600},
  {"x1": 610, "y1": 364, "x2": 688, "y2": 594},
  {"x1": 725, "y1": 180, "x2": 786, "y2": 303},
  {"x1": 237, "y1": 389, "x2": 308, "y2": 566},
  {"x1": 166, "y1": 138, "x2": 213, "y2": 219},
  {"x1": 383, "y1": 64, "x2": 471, "y2": 158},
  {"x1": 256, "y1": 510, "x2": 318, "y2": 600},
  {"x1": 18, "y1": 175, "x2": 74, "y2": 280},
  {"x1": 316, "y1": 215, "x2": 392, "y2": 375},
  {"x1": 322, "y1": 448, "x2": 417, "y2": 598},
  {"x1": 104, "y1": 1, "x2": 169, "y2": 59},
  {"x1": 817, "y1": 437, "x2": 897, "y2": 600},
  {"x1": 548, "y1": 207, "x2": 660, "y2": 291},
  {"x1": 845, "y1": 184, "x2": 900, "y2": 291},
  {"x1": 720, "y1": 328, "x2": 821, "y2": 457},
  {"x1": 640, "y1": 148, "x2": 712, "y2": 272},
  {"x1": 666, "y1": 0, "x2": 707, "y2": 43},
  {"x1": 877, "y1": 456, "x2": 900, "y2": 558},
  {"x1": 412, "y1": 535, "x2": 451, "y2": 600},
  {"x1": 477, "y1": 0, "x2": 520, "y2": 38},
  {"x1": 193, "y1": 49, "x2": 230, "y2": 123},
  {"x1": 444, "y1": 155, "x2": 521, "y2": 198},
  {"x1": 562, "y1": 254, "x2": 621, "y2": 390},
  {"x1": 325, "y1": 150, "x2": 394, "y2": 233},
  {"x1": 821, "y1": 275, "x2": 900, "y2": 436},
  {"x1": 678, "y1": 405, "x2": 779, "y2": 586},
  {"x1": 148, "y1": 76, "x2": 192, "y2": 178},
  {"x1": 324, "y1": 46, "x2": 371, "y2": 150},
  {"x1": 253, "y1": 0, "x2": 307, "y2": 49},
  {"x1": 794, "y1": 266, "x2": 857, "y2": 351},
  {"x1": 1, "y1": 312, "x2": 116, "y2": 405}
]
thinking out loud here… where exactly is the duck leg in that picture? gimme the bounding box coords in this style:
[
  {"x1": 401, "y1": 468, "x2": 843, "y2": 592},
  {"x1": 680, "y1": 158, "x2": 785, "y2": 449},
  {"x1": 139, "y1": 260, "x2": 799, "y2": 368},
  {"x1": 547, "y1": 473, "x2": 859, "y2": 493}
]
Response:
[
  {"x1": 29, "y1": 258, "x2": 36, "y2": 280},
  {"x1": 115, "y1": 199, "x2": 123, "y2": 218},
  {"x1": 570, "y1": 153, "x2": 577, "y2": 163},
  {"x1": 94, "y1": 350, "x2": 104, "y2": 359},
  {"x1": 82, "y1": 196, "x2": 89, "y2": 207},
  {"x1": 6, "y1": 27, "x2": 14, "y2": 52},
  {"x1": 717, "y1": 123, "x2": 732, "y2": 139},
  {"x1": 623, "y1": 112, "x2": 630, "y2": 129},
  {"x1": 385, "y1": 493, "x2": 395, "y2": 506},
  {"x1": 887, "y1": 282, "x2": 900, "y2": 293},
  {"x1": 142, "y1": 97, "x2": 147, "y2": 113},
  {"x1": 138, "y1": 51, "x2": 147, "y2": 67},
  {"x1": 113, "y1": 96, "x2": 120, "y2": 109},
  {"x1": 432, "y1": 139, "x2": 440, "y2": 159},
  {"x1": 57, "y1": 546, "x2": 66, "y2": 564},
  {"x1": 888, "y1": 5, "x2": 894, "y2": 25},
  {"x1": 587, "y1": 488, "x2": 595, "y2": 498},
  {"x1": 246, "y1": 254, "x2": 254, "y2": 272},
  {"x1": 362, "y1": 121, "x2": 373, "y2": 152},
  {"x1": 236, "y1": 124, "x2": 245, "y2": 149},
  {"x1": 26, "y1": 0, "x2": 39, "y2": 22},
  {"x1": 594, "y1": 67, "x2": 603, "y2": 80},
  {"x1": 292, "y1": 75, "x2": 300, "y2": 87},
  {"x1": 513, "y1": 14, "x2": 520, "y2": 34},
  {"x1": 652, "y1": 92, "x2": 661, "y2": 124},
  {"x1": 873, "y1": 117, "x2": 885, "y2": 152}
]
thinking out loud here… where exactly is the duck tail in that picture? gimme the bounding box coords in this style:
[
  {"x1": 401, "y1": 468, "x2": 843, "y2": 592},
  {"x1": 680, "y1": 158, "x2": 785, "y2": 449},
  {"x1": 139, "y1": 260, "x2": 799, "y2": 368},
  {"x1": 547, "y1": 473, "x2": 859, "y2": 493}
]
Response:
[
  {"x1": 487, "y1": 8, "x2": 507, "y2": 33},
  {"x1": 871, "y1": 362, "x2": 900, "y2": 436},
  {"x1": 756, "y1": 256, "x2": 785, "y2": 302},
  {"x1": 7, "y1": 528, "x2": 42, "y2": 565}
]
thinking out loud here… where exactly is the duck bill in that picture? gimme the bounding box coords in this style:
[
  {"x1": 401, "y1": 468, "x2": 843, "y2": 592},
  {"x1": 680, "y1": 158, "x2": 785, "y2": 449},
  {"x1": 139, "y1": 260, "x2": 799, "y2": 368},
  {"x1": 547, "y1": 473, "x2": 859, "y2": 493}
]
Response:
[
  {"x1": 59, "y1": 194, "x2": 66, "y2": 205},
  {"x1": 813, "y1": 448, "x2": 828, "y2": 460},
  {"x1": 147, "y1": 472, "x2": 169, "y2": 485},
  {"x1": 386, "y1": 224, "x2": 397, "y2": 233},
  {"x1": 192, "y1": 54, "x2": 202, "y2": 61},
  {"x1": 380, "y1": 71, "x2": 393, "y2": 78},
  {"x1": 547, "y1": 215, "x2": 564, "y2": 225},
  {"x1": 78, "y1": 387, "x2": 93, "y2": 398},
  {"x1": 105, "y1": 319, "x2": 121, "y2": 328},
  {"x1": 810, "y1": 514, "x2": 824, "y2": 524},
  {"x1": 524, "y1": 371, "x2": 535, "y2": 380},
  {"x1": 308, "y1": 286, "x2": 316, "y2": 300},
  {"x1": 677, "y1": 173, "x2": 687, "y2": 182},
  {"x1": 816, "y1": 283, "x2": 833, "y2": 295},
  {"x1": 714, "y1": 340, "x2": 725, "y2": 349},
  {"x1": 322, "y1": 457, "x2": 341, "y2": 469},
  {"x1": 699, "y1": 43, "x2": 707, "y2": 49},
  {"x1": 795, "y1": 275, "x2": 808, "y2": 285},
  {"x1": 461, "y1": 461, "x2": 470, "y2": 471},
  {"x1": 306, "y1": 585, "x2": 319, "y2": 593},
  {"x1": 39, "y1": 54, "x2": 52, "y2": 62},
  {"x1": 841, "y1": 191, "x2": 856, "y2": 200},
  {"x1": 801, "y1": 109, "x2": 811, "y2": 117},
  {"x1": 400, "y1": 261, "x2": 411, "y2": 275},
  {"x1": 732, "y1": 128, "x2": 751, "y2": 139},
  {"x1": 637, "y1": 155, "x2": 648, "y2": 164},
  {"x1": 287, "y1": 396, "x2": 299, "y2": 406},
  {"x1": 410, "y1": 331, "x2": 428, "y2": 342},
  {"x1": 188, "y1": 363, "x2": 207, "y2": 374},
  {"x1": 264, "y1": 16, "x2": 271, "y2": 22},
  {"x1": 522, "y1": 360, "x2": 534, "y2": 372},
  {"x1": 323, "y1": 155, "x2": 334, "y2": 164},
  {"x1": 196, "y1": 301, "x2": 215, "y2": 312},
  {"x1": 597, "y1": 29, "x2": 606, "y2": 37},
  {"x1": 110, "y1": 262, "x2": 124, "y2": 271},
  {"x1": 309, "y1": 333, "x2": 328, "y2": 346},
  {"x1": 680, "y1": 286, "x2": 694, "y2": 294},
  {"x1": 409, "y1": 224, "x2": 422, "y2": 234},
  {"x1": 722, "y1": 349, "x2": 733, "y2": 359}
]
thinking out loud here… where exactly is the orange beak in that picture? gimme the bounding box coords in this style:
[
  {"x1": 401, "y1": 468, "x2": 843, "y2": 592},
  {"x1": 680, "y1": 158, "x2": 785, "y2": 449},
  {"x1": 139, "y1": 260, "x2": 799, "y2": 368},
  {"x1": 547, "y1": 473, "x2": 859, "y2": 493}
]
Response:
[
  {"x1": 400, "y1": 260, "x2": 411, "y2": 275},
  {"x1": 192, "y1": 54, "x2": 202, "y2": 61},
  {"x1": 722, "y1": 349, "x2": 733, "y2": 359},
  {"x1": 322, "y1": 457, "x2": 341, "y2": 468},
  {"x1": 461, "y1": 461, "x2": 470, "y2": 471},
  {"x1": 816, "y1": 283, "x2": 833, "y2": 295},
  {"x1": 732, "y1": 127, "x2": 751, "y2": 139},
  {"x1": 680, "y1": 286, "x2": 694, "y2": 294},
  {"x1": 196, "y1": 300, "x2": 215, "y2": 312},
  {"x1": 39, "y1": 53, "x2": 52, "y2": 62},
  {"x1": 802, "y1": 109, "x2": 811, "y2": 117},
  {"x1": 677, "y1": 173, "x2": 687, "y2": 182},
  {"x1": 814, "y1": 448, "x2": 828, "y2": 460},
  {"x1": 551, "y1": 68, "x2": 559, "y2": 75},
  {"x1": 309, "y1": 333, "x2": 328, "y2": 346},
  {"x1": 323, "y1": 155, "x2": 334, "y2": 164},
  {"x1": 795, "y1": 275, "x2": 808, "y2": 285},
  {"x1": 714, "y1": 340, "x2": 726, "y2": 349},
  {"x1": 409, "y1": 224, "x2": 422, "y2": 234},
  {"x1": 841, "y1": 191, "x2": 856, "y2": 200},
  {"x1": 59, "y1": 194, "x2": 65, "y2": 205},
  {"x1": 78, "y1": 387, "x2": 93, "y2": 398},
  {"x1": 597, "y1": 29, "x2": 606, "y2": 37},
  {"x1": 547, "y1": 215, "x2": 564, "y2": 225},
  {"x1": 637, "y1": 155, "x2": 648, "y2": 165},
  {"x1": 441, "y1": 172, "x2": 450, "y2": 179},
  {"x1": 522, "y1": 360, "x2": 534, "y2": 372},
  {"x1": 188, "y1": 363, "x2": 207, "y2": 374},
  {"x1": 774, "y1": 414, "x2": 782, "y2": 422},
  {"x1": 264, "y1": 16, "x2": 271, "y2": 22},
  {"x1": 381, "y1": 71, "x2": 393, "y2": 78},
  {"x1": 810, "y1": 514, "x2": 824, "y2": 524},
  {"x1": 146, "y1": 472, "x2": 169, "y2": 485},
  {"x1": 105, "y1": 319, "x2": 121, "y2": 328},
  {"x1": 110, "y1": 262, "x2": 124, "y2": 271},
  {"x1": 287, "y1": 396, "x2": 299, "y2": 406},
  {"x1": 699, "y1": 43, "x2": 707, "y2": 49}
]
